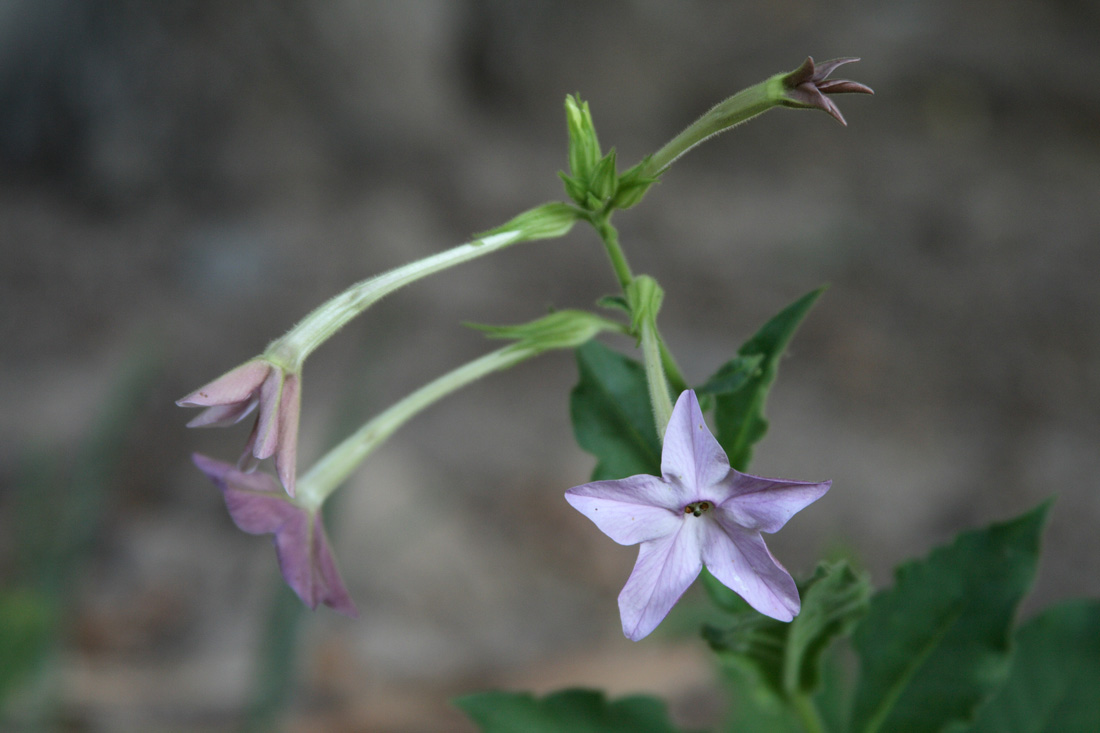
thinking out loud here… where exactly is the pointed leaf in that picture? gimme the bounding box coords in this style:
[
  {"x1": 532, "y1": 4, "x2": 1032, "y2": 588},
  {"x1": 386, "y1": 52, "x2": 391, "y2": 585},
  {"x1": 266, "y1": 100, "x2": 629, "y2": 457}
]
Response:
[
  {"x1": 964, "y1": 599, "x2": 1100, "y2": 732},
  {"x1": 714, "y1": 287, "x2": 824, "y2": 471},
  {"x1": 454, "y1": 688, "x2": 684, "y2": 733},
  {"x1": 571, "y1": 340, "x2": 661, "y2": 480},
  {"x1": 850, "y1": 502, "x2": 1050, "y2": 733},
  {"x1": 696, "y1": 354, "x2": 763, "y2": 398}
]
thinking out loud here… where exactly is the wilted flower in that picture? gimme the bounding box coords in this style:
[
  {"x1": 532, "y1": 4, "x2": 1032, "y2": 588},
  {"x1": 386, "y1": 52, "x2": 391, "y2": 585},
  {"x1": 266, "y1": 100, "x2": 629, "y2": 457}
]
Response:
[
  {"x1": 193, "y1": 454, "x2": 356, "y2": 617},
  {"x1": 178, "y1": 358, "x2": 301, "y2": 496},
  {"x1": 566, "y1": 390, "x2": 830, "y2": 641},
  {"x1": 779, "y1": 57, "x2": 874, "y2": 125}
]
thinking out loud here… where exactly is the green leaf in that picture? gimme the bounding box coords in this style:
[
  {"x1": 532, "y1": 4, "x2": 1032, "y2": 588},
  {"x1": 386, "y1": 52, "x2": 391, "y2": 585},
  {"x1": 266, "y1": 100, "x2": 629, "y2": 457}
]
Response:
[
  {"x1": 714, "y1": 287, "x2": 824, "y2": 471},
  {"x1": 571, "y1": 340, "x2": 661, "y2": 481},
  {"x1": 695, "y1": 354, "x2": 763, "y2": 399},
  {"x1": 704, "y1": 562, "x2": 870, "y2": 701},
  {"x1": 454, "y1": 688, "x2": 684, "y2": 733},
  {"x1": 963, "y1": 599, "x2": 1100, "y2": 733},
  {"x1": 850, "y1": 502, "x2": 1051, "y2": 733}
]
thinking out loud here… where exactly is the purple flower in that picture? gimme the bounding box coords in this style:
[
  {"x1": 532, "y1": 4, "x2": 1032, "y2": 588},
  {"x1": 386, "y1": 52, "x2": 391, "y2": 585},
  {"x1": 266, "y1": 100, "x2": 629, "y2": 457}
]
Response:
[
  {"x1": 178, "y1": 358, "x2": 301, "y2": 497},
  {"x1": 779, "y1": 57, "x2": 874, "y2": 126},
  {"x1": 192, "y1": 453, "x2": 356, "y2": 617},
  {"x1": 565, "y1": 390, "x2": 830, "y2": 641}
]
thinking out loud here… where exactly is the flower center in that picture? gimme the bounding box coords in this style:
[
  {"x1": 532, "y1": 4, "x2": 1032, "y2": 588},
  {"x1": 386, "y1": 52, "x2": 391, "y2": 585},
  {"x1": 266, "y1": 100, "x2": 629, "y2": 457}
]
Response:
[{"x1": 683, "y1": 500, "x2": 712, "y2": 518}]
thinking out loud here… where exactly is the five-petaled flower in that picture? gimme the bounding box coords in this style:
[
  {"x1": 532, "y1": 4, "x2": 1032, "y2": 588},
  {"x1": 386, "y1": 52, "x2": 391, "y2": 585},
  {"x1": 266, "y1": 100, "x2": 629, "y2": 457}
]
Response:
[
  {"x1": 193, "y1": 453, "x2": 357, "y2": 617},
  {"x1": 565, "y1": 390, "x2": 830, "y2": 641},
  {"x1": 779, "y1": 57, "x2": 874, "y2": 126},
  {"x1": 178, "y1": 358, "x2": 301, "y2": 496}
]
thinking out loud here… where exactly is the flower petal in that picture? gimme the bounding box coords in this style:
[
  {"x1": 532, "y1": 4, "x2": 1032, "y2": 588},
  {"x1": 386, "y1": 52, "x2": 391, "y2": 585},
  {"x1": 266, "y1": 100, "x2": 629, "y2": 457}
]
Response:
[
  {"x1": 618, "y1": 523, "x2": 705, "y2": 640},
  {"x1": 273, "y1": 373, "x2": 301, "y2": 496},
  {"x1": 719, "y1": 473, "x2": 831, "y2": 533},
  {"x1": 661, "y1": 391, "x2": 730, "y2": 491},
  {"x1": 185, "y1": 399, "x2": 258, "y2": 428},
  {"x1": 779, "y1": 57, "x2": 873, "y2": 126},
  {"x1": 192, "y1": 453, "x2": 298, "y2": 534},
  {"x1": 566, "y1": 474, "x2": 683, "y2": 545},
  {"x1": 176, "y1": 360, "x2": 270, "y2": 407},
  {"x1": 273, "y1": 510, "x2": 357, "y2": 617},
  {"x1": 703, "y1": 519, "x2": 800, "y2": 621},
  {"x1": 308, "y1": 514, "x2": 358, "y2": 617},
  {"x1": 252, "y1": 368, "x2": 285, "y2": 460}
]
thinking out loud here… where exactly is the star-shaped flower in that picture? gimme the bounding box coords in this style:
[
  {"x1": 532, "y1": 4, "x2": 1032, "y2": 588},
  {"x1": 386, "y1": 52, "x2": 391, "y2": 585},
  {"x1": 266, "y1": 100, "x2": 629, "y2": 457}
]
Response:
[
  {"x1": 565, "y1": 390, "x2": 830, "y2": 641},
  {"x1": 192, "y1": 453, "x2": 356, "y2": 617},
  {"x1": 779, "y1": 57, "x2": 874, "y2": 126},
  {"x1": 178, "y1": 358, "x2": 301, "y2": 496}
]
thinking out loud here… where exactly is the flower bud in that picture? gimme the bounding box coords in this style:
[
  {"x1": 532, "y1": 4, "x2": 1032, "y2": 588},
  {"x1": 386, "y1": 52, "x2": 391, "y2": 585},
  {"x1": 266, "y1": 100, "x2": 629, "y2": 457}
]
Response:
[{"x1": 565, "y1": 94, "x2": 602, "y2": 183}]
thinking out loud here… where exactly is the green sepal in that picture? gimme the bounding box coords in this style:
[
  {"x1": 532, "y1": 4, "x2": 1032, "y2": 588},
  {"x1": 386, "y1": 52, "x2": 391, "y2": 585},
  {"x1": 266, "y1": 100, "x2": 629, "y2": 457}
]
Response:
[
  {"x1": 713, "y1": 286, "x2": 825, "y2": 471},
  {"x1": 850, "y1": 501, "x2": 1050, "y2": 733},
  {"x1": 570, "y1": 340, "x2": 661, "y2": 480},
  {"x1": 467, "y1": 310, "x2": 623, "y2": 355},
  {"x1": 558, "y1": 171, "x2": 589, "y2": 207},
  {"x1": 476, "y1": 201, "x2": 582, "y2": 242},
  {"x1": 610, "y1": 157, "x2": 659, "y2": 210},
  {"x1": 703, "y1": 562, "x2": 871, "y2": 702},
  {"x1": 454, "y1": 688, "x2": 687, "y2": 733},
  {"x1": 584, "y1": 191, "x2": 605, "y2": 211},
  {"x1": 596, "y1": 294, "x2": 631, "y2": 314},
  {"x1": 589, "y1": 148, "x2": 618, "y2": 202},
  {"x1": 625, "y1": 275, "x2": 664, "y2": 336},
  {"x1": 565, "y1": 94, "x2": 602, "y2": 182}
]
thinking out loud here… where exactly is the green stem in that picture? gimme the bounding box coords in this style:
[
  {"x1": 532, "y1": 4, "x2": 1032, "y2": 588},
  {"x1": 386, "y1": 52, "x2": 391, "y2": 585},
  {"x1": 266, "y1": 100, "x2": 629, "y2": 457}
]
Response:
[
  {"x1": 640, "y1": 317, "x2": 674, "y2": 439},
  {"x1": 589, "y1": 216, "x2": 684, "y2": 437},
  {"x1": 590, "y1": 214, "x2": 634, "y2": 292},
  {"x1": 792, "y1": 693, "x2": 828, "y2": 733},
  {"x1": 659, "y1": 340, "x2": 688, "y2": 395},
  {"x1": 295, "y1": 344, "x2": 535, "y2": 510}
]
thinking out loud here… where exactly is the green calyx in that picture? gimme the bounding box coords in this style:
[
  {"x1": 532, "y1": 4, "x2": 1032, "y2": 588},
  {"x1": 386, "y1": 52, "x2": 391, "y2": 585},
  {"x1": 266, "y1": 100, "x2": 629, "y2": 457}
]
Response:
[
  {"x1": 476, "y1": 202, "x2": 583, "y2": 243},
  {"x1": 561, "y1": 95, "x2": 658, "y2": 213},
  {"x1": 468, "y1": 310, "x2": 625, "y2": 355}
]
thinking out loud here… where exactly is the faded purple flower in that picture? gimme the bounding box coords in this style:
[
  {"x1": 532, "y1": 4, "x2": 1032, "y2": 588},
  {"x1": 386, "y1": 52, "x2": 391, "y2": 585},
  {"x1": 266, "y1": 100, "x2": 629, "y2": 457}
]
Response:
[
  {"x1": 565, "y1": 390, "x2": 830, "y2": 641},
  {"x1": 779, "y1": 57, "x2": 873, "y2": 126},
  {"x1": 193, "y1": 453, "x2": 356, "y2": 617},
  {"x1": 178, "y1": 358, "x2": 301, "y2": 496}
]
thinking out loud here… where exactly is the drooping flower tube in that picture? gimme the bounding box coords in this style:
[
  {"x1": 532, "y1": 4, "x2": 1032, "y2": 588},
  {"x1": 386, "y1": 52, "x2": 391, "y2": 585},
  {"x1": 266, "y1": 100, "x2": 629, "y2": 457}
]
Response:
[
  {"x1": 566, "y1": 390, "x2": 831, "y2": 641},
  {"x1": 641, "y1": 56, "x2": 872, "y2": 177},
  {"x1": 192, "y1": 310, "x2": 621, "y2": 615},
  {"x1": 177, "y1": 203, "x2": 582, "y2": 496}
]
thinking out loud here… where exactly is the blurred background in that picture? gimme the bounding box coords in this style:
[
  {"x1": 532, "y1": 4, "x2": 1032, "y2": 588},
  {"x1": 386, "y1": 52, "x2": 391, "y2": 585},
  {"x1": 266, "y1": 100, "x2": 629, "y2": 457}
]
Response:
[{"x1": 1, "y1": 1, "x2": 1098, "y2": 730}]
